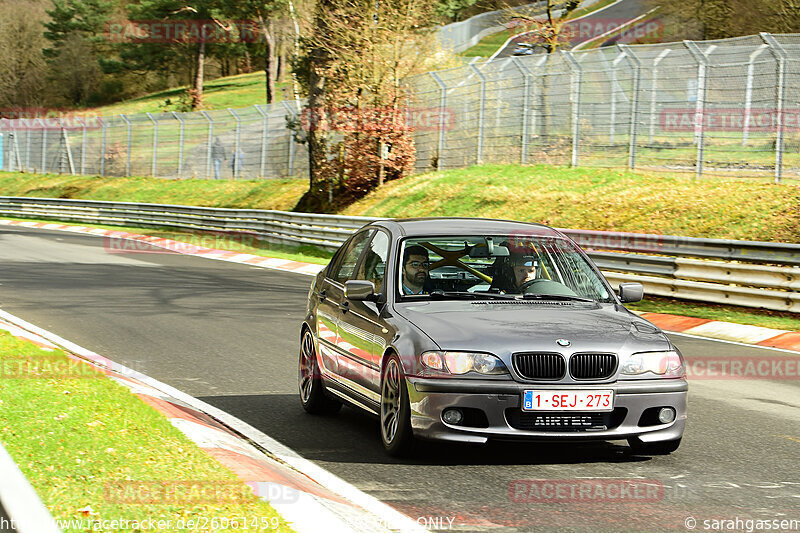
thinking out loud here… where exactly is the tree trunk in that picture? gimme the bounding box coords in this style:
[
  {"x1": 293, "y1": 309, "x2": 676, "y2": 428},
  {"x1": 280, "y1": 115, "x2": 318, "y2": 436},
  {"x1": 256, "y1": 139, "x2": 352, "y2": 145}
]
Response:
[
  {"x1": 259, "y1": 17, "x2": 277, "y2": 104},
  {"x1": 193, "y1": 39, "x2": 205, "y2": 110}
]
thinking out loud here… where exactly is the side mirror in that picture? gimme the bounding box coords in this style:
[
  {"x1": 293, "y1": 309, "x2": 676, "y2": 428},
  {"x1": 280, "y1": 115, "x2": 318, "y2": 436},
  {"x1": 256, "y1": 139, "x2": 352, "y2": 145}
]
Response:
[
  {"x1": 618, "y1": 282, "x2": 644, "y2": 303},
  {"x1": 345, "y1": 280, "x2": 378, "y2": 301}
]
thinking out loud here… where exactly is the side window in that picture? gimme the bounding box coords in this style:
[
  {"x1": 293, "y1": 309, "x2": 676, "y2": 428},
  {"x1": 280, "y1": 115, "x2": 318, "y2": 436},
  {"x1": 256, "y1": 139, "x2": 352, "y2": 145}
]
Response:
[
  {"x1": 330, "y1": 230, "x2": 374, "y2": 283},
  {"x1": 356, "y1": 231, "x2": 390, "y2": 292}
]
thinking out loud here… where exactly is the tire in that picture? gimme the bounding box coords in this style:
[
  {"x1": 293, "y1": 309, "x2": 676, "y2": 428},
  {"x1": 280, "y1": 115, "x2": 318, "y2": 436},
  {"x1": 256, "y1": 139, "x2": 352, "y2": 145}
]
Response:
[
  {"x1": 628, "y1": 437, "x2": 682, "y2": 455},
  {"x1": 380, "y1": 354, "x2": 414, "y2": 457},
  {"x1": 298, "y1": 329, "x2": 341, "y2": 415}
]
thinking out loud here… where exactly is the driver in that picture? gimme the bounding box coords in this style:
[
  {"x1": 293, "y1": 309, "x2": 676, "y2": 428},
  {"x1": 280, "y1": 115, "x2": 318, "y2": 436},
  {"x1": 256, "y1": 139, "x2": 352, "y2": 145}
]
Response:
[
  {"x1": 401, "y1": 245, "x2": 431, "y2": 295},
  {"x1": 510, "y1": 255, "x2": 538, "y2": 291}
]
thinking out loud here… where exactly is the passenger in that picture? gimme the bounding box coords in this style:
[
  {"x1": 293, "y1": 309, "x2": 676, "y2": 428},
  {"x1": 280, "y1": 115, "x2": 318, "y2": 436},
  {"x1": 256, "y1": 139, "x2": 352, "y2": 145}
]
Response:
[{"x1": 401, "y1": 245, "x2": 431, "y2": 295}]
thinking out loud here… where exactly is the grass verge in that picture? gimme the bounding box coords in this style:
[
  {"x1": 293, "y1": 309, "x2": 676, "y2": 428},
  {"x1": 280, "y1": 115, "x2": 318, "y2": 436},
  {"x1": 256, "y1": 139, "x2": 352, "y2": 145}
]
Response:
[
  {"x1": 92, "y1": 73, "x2": 289, "y2": 116},
  {"x1": 0, "y1": 331, "x2": 293, "y2": 532}
]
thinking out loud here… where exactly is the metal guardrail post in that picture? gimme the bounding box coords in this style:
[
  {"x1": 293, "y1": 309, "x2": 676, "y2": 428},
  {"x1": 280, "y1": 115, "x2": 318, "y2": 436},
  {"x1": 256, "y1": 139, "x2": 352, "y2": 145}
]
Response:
[
  {"x1": 120, "y1": 114, "x2": 132, "y2": 176},
  {"x1": 146, "y1": 112, "x2": 158, "y2": 177},
  {"x1": 742, "y1": 44, "x2": 768, "y2": 146},
  {"x1": 201, "y1": 110, "x2": 213, "y2": 179},
  {"x1": 254, "y1": 104, "x2": 268, "y2": 178},
  {"x1": 619, "y1": 44, "x2": 643, "y2": 170},
  {"x1": 649, "y1": 49, "x2": 671, "y2": 145},
  {"x1": 430, "y1": 72, "x2": 447, "y2": 171},
  {"x1": 760, "y1": 32, "x2": 787, "y2": 184},
  {"x1": 610, "y1": 52, "x2": 627, "y2": 144},
  {"x1": 683, "y1": 41, "x2": 713, "y2": 178},
  {"x1": 469, "y1": 64, "x2": 486, "y2": 165},
  {"x1": 99, "y1": 117, "x2": 106, "y2": 177},
  {"x1": 562, "y1": 50, "x2": 582, "y2": 168},
  {"x1": 280, "y1": 101, "x2": 297, "y2": 178},
  {"x1": 171, "y1": 112, "x2": 184, "y2": 178},
  {"x1": 228, "y1": 108, "x2": 241, "y2": 179},
  {"x1": 511, "y1": 57, "x2": 532, "y2": 164}
]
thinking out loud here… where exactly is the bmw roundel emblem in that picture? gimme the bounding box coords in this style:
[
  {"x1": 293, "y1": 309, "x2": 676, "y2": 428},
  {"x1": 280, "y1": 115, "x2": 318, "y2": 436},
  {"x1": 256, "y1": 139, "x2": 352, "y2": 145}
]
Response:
[{"x1": 556, "y1": 339, "x2": 571, "y2": 347}]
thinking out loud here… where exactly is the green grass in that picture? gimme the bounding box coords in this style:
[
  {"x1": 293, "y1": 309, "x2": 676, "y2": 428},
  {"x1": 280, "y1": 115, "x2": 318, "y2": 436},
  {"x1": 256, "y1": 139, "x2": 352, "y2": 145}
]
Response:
[
  {"x1": 93, "y1": 72, "x2": 289, "y2": 116},
  {"x1": 0, "y1": 332, "x2": 293, "y2": 532},
  {"x1": 0, "y1": 171, "x2": 307, "y2": 211},
  {"x1": 341, "y1": 164, "x2": 800, "y2": 243}
]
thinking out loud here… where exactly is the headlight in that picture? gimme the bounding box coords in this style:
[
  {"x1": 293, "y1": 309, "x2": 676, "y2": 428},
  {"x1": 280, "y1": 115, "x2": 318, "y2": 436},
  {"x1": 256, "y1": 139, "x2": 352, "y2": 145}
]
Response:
[
  {"x1": 620, "y1": 350, "x2": 684, "y2": 377},
  {"x1": 421, "y1": 351, "x2": 508, "y2": 375}
]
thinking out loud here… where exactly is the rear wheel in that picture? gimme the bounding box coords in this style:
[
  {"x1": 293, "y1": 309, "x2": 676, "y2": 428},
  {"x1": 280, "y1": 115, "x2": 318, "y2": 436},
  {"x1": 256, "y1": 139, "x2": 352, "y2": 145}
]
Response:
[
  {"x1": 299, "y1": 329, "x2": 341, "y2": 415},
  {"x1": 380, "y1": 354, "x2": 414, "y2": 456},
  {"x1": 628, "y1": 437, "x2": 681, "y2": 455}
]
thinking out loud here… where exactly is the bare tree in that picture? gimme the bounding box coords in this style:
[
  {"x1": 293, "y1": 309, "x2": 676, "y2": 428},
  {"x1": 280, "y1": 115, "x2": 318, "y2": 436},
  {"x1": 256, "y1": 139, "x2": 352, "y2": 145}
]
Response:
[{"x1": 0, "y1": 1, "x2": 49, "y2": 110}]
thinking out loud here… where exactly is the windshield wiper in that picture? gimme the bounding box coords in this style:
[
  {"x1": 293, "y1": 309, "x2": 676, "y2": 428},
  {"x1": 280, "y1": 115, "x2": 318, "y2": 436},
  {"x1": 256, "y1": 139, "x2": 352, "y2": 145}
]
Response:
[
  {"x1": 520, "y1": 294, "x2": 596, "y2": 303},
  {"x1": 428, "y1": 290, "x2": 516, "y2": 300}
]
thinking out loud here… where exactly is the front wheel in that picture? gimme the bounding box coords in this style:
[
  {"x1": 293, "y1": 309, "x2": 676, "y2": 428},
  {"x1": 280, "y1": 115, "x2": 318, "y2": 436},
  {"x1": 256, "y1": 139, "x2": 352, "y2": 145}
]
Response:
[
  {"x1": 628, "y1": 437, "x2": 681, "y2": 455},
  {"x1": 299, "y1": 330, "x2": 341, "y2": 415},
  {"x1": 380, "y1": 354, "x2": 414, "y2": 456}
]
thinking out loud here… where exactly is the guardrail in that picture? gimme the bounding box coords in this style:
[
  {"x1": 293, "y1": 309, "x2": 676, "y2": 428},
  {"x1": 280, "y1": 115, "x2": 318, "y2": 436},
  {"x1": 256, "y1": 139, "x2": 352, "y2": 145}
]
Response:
[{"x1": 1, "y1": 196, "x2": 798, "y2": 312}]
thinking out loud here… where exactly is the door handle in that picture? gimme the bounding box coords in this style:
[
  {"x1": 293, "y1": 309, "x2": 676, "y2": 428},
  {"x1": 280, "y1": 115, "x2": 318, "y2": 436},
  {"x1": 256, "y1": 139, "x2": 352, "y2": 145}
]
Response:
[
  {"x1": 338, "y1": 301, "x2": 350, "y2": 312},
  {"x1": 318, "y1": 290, "x2": 327, "y2": 302}
]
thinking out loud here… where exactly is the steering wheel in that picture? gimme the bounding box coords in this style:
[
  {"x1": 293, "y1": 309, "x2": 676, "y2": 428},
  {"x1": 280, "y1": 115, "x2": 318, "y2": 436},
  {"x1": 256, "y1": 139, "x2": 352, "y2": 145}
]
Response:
[
  {"x1": 518, "y1": 278, "x2": 579, "y2": 296},
  {"x1": 518, "y1": 278, "x2": 550, "y2": 293}
]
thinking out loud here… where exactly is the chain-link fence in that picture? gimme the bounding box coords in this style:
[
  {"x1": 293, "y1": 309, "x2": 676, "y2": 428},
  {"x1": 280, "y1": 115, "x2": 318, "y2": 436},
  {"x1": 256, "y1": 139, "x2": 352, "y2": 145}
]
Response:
[
  {"x1": 435, "y1": 1, "x2": 546, "y2": 54},
  {"x1": 0, "y1": 102, "x2": 308, "y2": 180},
  {"x1": 407, "y1": 32, "x2": 800, "y2": 182},
  {"x1": 2, "y1": 33, "x2": 799, "y2": 182}
]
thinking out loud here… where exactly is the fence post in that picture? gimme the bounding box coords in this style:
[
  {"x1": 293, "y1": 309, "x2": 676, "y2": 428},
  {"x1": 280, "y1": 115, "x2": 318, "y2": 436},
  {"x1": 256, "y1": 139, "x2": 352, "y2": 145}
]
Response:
[
  {"x1": 610, "y1": 52, "x2": 627, "y2": 144},
  {"x1": 25, "y1": 121, "x2": 31, "y2": 171},
  {"x1": 469, "y1": 64, "x2": 486, "y2": 165},
  {"x1": 120, "y1": 114, "x2": 132, "y2": 176},
  {"x1": 201, "y1": 111, "x2": 213, "y2": 179},
  {"x1": 40, "y1": 119, "x2": 48, "y2": 172},
  {"x1": 533, "y1": 54, "x2": 548, "y2": 144},
  {"x1": 146, "y1": 112, "x2": 158, "y2": 177},
  {"x1": 171, "y1": 112, "x2": 184, "y2": 178},
  {"x1": 281, "y1": 101, "x2": 297, "y2": 178},
  {"x1": 77, "y1": 118, "x2": 86, "y2": 174},
  {"x1": 59, "y1": 119, "x2": 75, "y2": 175},
  {"x1": 649, "y1": 48, "x2": 671, "y2": 145},
  {"x1": 683, "y1": 41, "x2": 711, "y2": 178},
  {"x1": 12, "y1": 130, "x2": 22, "y2": 171},
  {"x1": 99, "y1": 118, "x2": 106, "y2": 177},
  {"x1": 743, "y1": 45, "x2": 768, "y2": 146},
  {"x1": 562, "y1": 50, "x2": 582, "y2": 168},
  {"x1": 619, "y1": 44, "x2": 642, "y2": 170},
  {"x1": 430, "y1": 72, "x2": 447, "y2": 170},
  {"x1": 228, "y1": 108, "x2": 241, "y2": 179},
  {"x1": 760, "y1": 32, "x2": 787, "y2": 184},
  {"x1": 512, "y1": 57, "x2": 532, "y2": 164},
  {"x1": 254, "y1": 104, "x2": 269, "y2": 178}
]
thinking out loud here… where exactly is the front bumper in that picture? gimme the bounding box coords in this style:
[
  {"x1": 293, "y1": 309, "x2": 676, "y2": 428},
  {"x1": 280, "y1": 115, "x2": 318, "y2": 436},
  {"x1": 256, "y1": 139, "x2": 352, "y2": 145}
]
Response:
[{"x1": 406, "y1": 377, "x2": 687, "y2": 444}]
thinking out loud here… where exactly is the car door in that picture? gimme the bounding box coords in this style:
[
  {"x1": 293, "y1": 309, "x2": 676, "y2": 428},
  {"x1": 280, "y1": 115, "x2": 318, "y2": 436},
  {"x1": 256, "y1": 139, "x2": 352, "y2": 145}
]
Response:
[
  {"x1": 335, "y1": 229, "x2": 391, "y2": 401},
  {"x1": 316, "y1": 230, "x2": 374, "y2": 376}
]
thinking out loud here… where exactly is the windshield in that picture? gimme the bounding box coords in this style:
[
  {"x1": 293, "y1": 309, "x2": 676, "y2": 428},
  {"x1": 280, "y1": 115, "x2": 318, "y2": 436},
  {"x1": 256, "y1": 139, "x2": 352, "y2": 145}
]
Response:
[{"x1": 397, "y1": 234, "x2": 613, "y2": 302}]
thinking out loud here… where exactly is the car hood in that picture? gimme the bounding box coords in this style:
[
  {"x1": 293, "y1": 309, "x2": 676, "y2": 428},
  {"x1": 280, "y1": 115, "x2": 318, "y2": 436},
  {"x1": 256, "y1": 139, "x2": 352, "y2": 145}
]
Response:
[{"x1": 393, "y1": 300, "x2": 670, "y2": 356}]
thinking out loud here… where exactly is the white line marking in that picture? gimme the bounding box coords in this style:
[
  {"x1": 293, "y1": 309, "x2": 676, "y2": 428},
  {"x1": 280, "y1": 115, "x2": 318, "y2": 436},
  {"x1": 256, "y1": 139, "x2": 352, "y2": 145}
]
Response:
[{"x1": 0, "y1": 309, "x2": 426, "y2": 533}]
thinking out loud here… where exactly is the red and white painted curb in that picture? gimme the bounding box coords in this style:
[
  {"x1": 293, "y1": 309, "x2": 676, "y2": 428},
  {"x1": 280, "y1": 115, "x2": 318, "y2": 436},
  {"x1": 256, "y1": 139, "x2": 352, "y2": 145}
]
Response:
[{"x1": 0, "y1": 311, "x2": 426, "y2": 533}]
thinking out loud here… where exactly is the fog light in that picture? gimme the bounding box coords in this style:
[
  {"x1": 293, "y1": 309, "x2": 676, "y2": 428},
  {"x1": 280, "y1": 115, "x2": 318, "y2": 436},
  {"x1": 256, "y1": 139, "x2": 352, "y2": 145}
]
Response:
[
  {"x1": 442, "y1": 408, "x2": 464, "y2": 425},
  {"x1": 658, "y1": 407, "x2": 676, "y2": 424}
]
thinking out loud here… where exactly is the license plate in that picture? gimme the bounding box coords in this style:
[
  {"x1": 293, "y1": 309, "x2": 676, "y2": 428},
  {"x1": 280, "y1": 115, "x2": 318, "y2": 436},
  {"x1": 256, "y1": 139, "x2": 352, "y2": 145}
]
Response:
[{"x1": 522, "y1": 390, "x2": 614, "y2": 412}]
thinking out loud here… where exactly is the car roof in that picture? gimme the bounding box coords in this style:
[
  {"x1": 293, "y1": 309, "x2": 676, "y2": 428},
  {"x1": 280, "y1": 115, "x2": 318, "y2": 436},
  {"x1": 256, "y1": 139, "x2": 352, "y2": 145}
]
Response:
[{"x1": 370, "y1": 217, "x2": 567, "y2": 239}]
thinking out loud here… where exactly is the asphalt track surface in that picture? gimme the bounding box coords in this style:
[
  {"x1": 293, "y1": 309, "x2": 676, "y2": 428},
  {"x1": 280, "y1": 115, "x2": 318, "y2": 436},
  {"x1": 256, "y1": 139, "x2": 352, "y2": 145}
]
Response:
[
  {"x1": 495, "y1": 0, "x2": 647, "y2": 58},
  {"x1": 2, "y1": 225, "x2": 800, "y2": 532}
]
